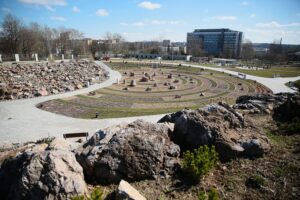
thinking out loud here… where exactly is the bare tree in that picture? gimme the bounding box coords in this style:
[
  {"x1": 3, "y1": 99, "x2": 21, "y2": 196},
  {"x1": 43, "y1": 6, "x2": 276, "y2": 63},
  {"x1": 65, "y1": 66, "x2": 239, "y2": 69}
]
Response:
[
  {"x1": 0, "y1": 14, "x2": 22, "y2": 55},
  {"x1": 241, "y1": 39, "x2": 255, "y2": 60}
]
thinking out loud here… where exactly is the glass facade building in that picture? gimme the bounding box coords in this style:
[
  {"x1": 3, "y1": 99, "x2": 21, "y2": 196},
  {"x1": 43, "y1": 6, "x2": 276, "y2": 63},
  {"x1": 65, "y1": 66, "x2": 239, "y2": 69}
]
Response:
[{"x1": 187, "y1": 29, "x2": 243, "y2": 58}]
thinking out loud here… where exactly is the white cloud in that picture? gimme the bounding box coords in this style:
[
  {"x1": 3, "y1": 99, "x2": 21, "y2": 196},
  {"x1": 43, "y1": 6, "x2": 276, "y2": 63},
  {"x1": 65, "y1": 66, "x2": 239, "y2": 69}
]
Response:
[
  {"x1": 241, "y1": 1, "x2": 249, "y2": 6},
  {"x1": 132, "y1": 22, "x2": 145, "y2": 27},
  {"x1": 256, "y1": 21, "x2": 300, "y2": 28},
  {"x1": 73, "y1": 6, "x2": 80, "y2": 13},
  {"x1": 45, "y1": 5, "x2": 55, "y2": 11},
  {"x1": 50, "y1": 16, "x2": 66, "y2": 21},
  {"x1": 213, "y1": 16, "x2": 237, "y2": 21},
  {"x1": 18, "y1": 0, "x2": 66, "y2": 6},
  {"x1": 120, "y1": 22, "x2": 145, "y2": 27},
  {"x1": 151, "y1": 20, "x2": 167, "y2": 25},
  {"x1": 150, "y1": 20, "x2": 184, "y2": 25},
  {"x1": 2, "y1": 7, "x2": 11, "y2": 13},
  {"x1": 250, "y1": 13, "x2": 256, "y2": 18},
  {"x1": 138, "y1": 1, "x2": 161, "y2": 10},
  {"x1": 19, "y1": 0, "x2": 66, "y2": 11},
  {"x1": 96, "y1": 9, "x2": 109, "y2": 16},
  {"x1": 121, "y1": 20, "x2": 184, "y2": 27},
  {"x1": 170, "y1": 20, "x2": 183, "y2": 25}
]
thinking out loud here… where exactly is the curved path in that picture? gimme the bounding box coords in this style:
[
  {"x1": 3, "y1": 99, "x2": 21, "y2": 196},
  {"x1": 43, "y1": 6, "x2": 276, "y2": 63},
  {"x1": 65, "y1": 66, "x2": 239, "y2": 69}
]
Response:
[
  {"x1": 0, "y1": 61, "x2": 164, "y2": 146},
  {"x1": 0, "y1": 60, "x2": 299, "y2": 146}
]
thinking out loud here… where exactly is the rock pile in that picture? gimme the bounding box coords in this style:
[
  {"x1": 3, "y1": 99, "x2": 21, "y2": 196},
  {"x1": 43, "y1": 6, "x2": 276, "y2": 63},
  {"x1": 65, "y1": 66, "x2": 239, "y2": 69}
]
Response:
[
  {"x1": 76, "y1": 120, "x2": 180, "y2": 184},
  {"x1": 0, "y1": 139, "x2": 87, "y2": 200},
  {"x1": 0, "y1": 60, "x2": 107, "y2": 100},
  {"x1": 159, "y1": 101, "x2": 271, "y2": 161}
]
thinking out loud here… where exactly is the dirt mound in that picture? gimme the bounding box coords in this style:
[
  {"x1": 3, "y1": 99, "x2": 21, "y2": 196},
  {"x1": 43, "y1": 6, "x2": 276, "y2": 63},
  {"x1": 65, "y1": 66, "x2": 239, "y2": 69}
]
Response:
[
  {"x1": 76, "y1": 120, "x2": 180, "y2": 184},
  {"x1": 159, "y1": 102, "x2": 271, "y2": 161}
]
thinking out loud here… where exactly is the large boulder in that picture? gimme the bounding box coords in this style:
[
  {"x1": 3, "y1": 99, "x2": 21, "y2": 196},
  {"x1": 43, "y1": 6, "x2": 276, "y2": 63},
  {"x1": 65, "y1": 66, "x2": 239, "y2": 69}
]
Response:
[
  {"x1": 0, "y1": 143, "x2": 88, "y2": 200},
  {"x1": 76, "y1": 120, "x2": 180, "y2": 184},
  {"x1": 159, "y1": 102, "x2": 270, "y2": 161},
  {"x1": 234, "y1": 94, "x2": 288, "y2": 114},
  {"x1": 273, "y1": 94, "x2": 300, "y2": 122}
]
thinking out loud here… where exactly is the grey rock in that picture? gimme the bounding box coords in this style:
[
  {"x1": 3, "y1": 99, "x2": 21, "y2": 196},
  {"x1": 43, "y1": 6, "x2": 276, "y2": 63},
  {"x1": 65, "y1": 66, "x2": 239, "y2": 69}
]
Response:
[
  {"x1": 76, "y1": 120, "x2": 180, "y2": 184},
  {"x1": 159, "y1": 102, "x2": 270, "y2": 161},
  {"x1": 0, "y1": 144, "x2": 87, "y2": 200}
]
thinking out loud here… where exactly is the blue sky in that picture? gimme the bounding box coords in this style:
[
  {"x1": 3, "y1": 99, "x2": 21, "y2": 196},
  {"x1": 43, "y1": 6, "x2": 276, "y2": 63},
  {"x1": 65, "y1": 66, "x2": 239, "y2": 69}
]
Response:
[{"x1": 1, "y1": 0, "x2": 300, "y2": 44}]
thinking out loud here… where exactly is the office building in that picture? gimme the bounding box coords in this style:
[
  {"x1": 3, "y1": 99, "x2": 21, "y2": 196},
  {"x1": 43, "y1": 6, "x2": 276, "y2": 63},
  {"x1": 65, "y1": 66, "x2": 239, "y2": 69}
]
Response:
[{"x1": 187, "y1": 29, "x2": 243, "y2": 58}]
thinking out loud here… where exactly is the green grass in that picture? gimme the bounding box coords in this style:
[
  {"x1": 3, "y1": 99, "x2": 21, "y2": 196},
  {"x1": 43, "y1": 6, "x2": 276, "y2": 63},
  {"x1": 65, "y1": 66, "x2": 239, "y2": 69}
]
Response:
[
  {"x1": 228, "y1": 67, "x2": 300, "y2": 78},
  {"x1": 56, "y1": 97, "x2": 219, "y2": 119},
  {"x1": 42, "y1": 63, "x2": 259, "y2": 119}
]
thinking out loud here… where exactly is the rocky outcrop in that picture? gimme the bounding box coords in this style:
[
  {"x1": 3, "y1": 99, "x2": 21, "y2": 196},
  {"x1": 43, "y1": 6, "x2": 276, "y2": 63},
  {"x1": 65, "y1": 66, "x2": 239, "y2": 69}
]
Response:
[
  {"x1": 0, "y1": 141, "x2": 87, "y2": 200},
  {"x1": 233, "y1": 94, "x2": 288, "y2": 114},
  {"x1": 159, "y1": 102, "x2": 270, "y2": 161},
  {"x1": 76, "y1": 120, "x2": 180, "y2": 184},
  {"x1": 0, "y1": 60, "x2": 107, "y2": 100},
  {"x1": 116, "y1": 180, "x2": 146, "y2": 200},
  {"x1": 273, "y1": 94, "x2": 300, "y2": 122}
]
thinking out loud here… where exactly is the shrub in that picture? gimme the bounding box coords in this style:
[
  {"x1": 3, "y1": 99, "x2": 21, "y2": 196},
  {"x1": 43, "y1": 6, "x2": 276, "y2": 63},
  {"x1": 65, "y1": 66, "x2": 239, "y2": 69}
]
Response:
[
  {"x1": 198, "y1": 188, "x2": 219, "y2": 200},
  {"x1": 208, "y1": 188, "x2": 219, "y2": 200},
  {"x1": 198, "y1": 191, "x2": 206, "y2": 200},
  {"x1": 183, "y1": 145, "x2": 218, "y2": 182},
  {"x1": 90, "y1": 188, "x2": 103, "y2": 200},
  {"x1": 71, "y1": 187, "x2": 103, "y2": 200},
  {"x1": 245, "y1": 175, "x2": 265, "y2": 189}
]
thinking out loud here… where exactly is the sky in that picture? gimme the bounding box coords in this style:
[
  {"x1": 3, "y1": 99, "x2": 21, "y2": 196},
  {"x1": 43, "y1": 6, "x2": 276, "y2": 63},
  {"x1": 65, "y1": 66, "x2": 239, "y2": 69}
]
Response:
[{"x1": 0, "y1": 0, "x2": 300, "y2": 44}]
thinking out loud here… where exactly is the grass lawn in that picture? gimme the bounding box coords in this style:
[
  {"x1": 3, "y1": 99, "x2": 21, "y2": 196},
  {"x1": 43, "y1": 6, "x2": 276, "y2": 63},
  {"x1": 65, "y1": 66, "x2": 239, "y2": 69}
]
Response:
[
  {"x1": 38, "y1": 63, "x2": 270, "y2": 119},
  {"x1": 228, "y1": 67, "x2": 300, "y2": 78}
]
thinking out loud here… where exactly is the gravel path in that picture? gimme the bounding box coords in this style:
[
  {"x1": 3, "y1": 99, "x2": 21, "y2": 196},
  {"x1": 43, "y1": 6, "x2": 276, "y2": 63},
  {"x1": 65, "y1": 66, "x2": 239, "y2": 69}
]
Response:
[
  {"x1": 0, "y1": 60, "x2": 299, "y2": 146},
  {"x1": 0, "y1": 61, "x2": 164, "y2": 146}
]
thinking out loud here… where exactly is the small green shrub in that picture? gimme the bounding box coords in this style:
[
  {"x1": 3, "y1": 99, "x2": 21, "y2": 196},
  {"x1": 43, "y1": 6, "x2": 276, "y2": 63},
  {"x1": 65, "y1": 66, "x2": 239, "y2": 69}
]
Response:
[
  {"x1": 208, "y1": 188, "x2": 219, "y2": 200},
  {"x1": 275, "y1": 167, "x2": 284, "y2": 178},
  {"x1": 198, "y1": 188, "x2": 219, "y2": 200},
  {"x1": 183, "y1": 145, "x2": 218, "y2": 182},
  {"x1": 245, "y1": 175, "x2": 265, "y2": 189},
  {"x1": 71, "y1": 196, "x2": 85, "y2": 200},
  {"x1": 198, "y1": 191, "x2": 206, "y2": 200},
  {"x1": 90, "y1": 187, "x2": 103, "y2": 200},
  {"x1": 71, "y1": 187, "x2": 103, "y2": 200}
]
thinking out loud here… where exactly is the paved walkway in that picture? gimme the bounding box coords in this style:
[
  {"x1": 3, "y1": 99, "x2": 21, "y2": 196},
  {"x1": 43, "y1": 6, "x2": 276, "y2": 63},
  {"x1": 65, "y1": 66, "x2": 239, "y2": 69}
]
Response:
[
  {"x1": 0, "y1": 61, "x2": 164, "y2": 146},
  {"x1": 0, "y1": 60, "x2": 299, "y2": 146}
]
